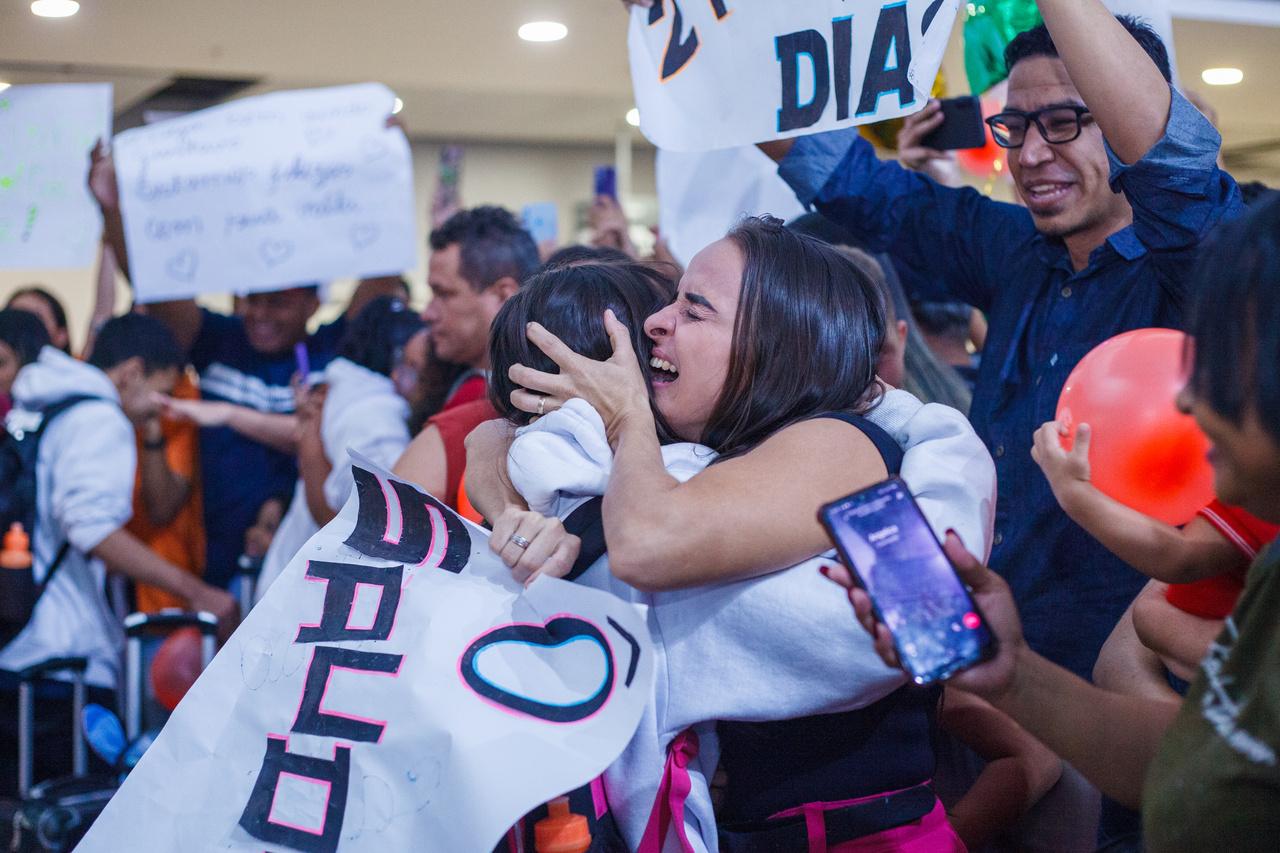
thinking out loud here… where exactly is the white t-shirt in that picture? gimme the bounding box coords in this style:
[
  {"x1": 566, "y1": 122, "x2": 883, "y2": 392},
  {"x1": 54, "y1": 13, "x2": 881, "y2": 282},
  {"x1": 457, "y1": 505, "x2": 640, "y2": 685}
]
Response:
[{"x1": 0, "y1": 347, "x2": 134, "y2": 689}]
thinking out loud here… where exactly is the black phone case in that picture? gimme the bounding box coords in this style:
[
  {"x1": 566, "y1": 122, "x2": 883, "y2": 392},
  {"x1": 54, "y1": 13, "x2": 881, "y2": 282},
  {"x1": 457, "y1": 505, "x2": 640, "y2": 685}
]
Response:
[
  {"x1": 818, "y1": 477, "x2": 996, "y2": 684},
  {"x1": 920, "y1": 96, "x2": 988, "y2": 151}
]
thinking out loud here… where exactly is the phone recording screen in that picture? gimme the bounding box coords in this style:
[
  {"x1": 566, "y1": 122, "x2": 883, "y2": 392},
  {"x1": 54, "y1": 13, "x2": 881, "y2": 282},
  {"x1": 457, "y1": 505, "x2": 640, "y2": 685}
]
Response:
[{"x1": 825, "y1": 479, "x2": 992, "y2": 683}]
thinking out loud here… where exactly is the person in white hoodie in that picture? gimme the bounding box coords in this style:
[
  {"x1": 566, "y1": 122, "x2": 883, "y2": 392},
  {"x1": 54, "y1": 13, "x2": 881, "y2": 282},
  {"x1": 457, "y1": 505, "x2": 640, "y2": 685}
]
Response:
[
  {"x1": 469, "y1": 234, "x2": 998, "y2": 851},
  {"x1": 0, "y1": 313, "x2": 237, "y2": 796},
  {"x1": 255, "y1": 297, "x2": 426, "y2": 601}
]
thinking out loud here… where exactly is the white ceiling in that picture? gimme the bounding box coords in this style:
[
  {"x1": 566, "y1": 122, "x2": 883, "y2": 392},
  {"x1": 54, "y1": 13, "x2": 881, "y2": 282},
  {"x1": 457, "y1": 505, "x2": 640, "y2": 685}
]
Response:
[{"x1": 1, "y1": 0, "x2": 1279, "y2": 175}]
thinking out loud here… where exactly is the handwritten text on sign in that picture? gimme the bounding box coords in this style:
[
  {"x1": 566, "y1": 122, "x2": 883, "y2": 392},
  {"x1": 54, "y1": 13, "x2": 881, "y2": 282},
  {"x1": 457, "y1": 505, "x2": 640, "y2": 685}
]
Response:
[
  {"x1": 0, "y1": 84, "x2": 112, "y2": 269},
  {"x1": 113, "y1": 84, "x2": 418, "y2": 302},
  {"x1": 78, "y1": 458, "x2": 653, "y2": 853},
  {"x1": 628, "y1": 1, "x2": 959, "y2": 151}
]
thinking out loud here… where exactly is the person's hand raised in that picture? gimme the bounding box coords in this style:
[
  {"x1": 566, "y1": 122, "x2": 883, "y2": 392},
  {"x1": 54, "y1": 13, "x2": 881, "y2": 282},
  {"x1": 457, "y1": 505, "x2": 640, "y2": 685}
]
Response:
[
  {"x1": 87, "y1": 139, "x2": 120, "y2": 212},
  {"x1": 823, "y1": 532, "x2": 1027, "y2": 701}
]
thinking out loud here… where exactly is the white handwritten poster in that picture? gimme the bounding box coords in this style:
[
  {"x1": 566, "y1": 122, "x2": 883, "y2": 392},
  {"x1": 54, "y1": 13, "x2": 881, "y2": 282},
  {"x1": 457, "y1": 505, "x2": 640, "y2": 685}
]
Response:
[
  {"x1": 113, "y1": 84, "x2": 418, "y2": 302},
  {"x1": 0, "y1": 84, "x2": 112, "y2": 268},
  {"x1": 79, "y1": 458, "x2": 654, "y2": 853},
  {"x1": 629, "y1": 0, "x2": 960, "y2": 151}
]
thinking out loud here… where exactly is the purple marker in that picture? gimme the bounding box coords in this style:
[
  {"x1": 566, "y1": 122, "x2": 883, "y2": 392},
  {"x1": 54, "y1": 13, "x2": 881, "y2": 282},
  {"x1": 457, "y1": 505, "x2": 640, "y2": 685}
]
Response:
[{"x1": 294, "y1": 342, "x2": 311, "y2": 388}]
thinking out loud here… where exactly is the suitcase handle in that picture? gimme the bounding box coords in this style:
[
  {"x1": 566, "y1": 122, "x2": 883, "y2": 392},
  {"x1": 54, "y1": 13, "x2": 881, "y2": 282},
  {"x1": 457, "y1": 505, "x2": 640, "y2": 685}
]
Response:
[
  {"x1": 17, "y1": 656, "x2": 89, "y2": 798},
  {"x1": 122, "y1": 609, "x2": 218, "y2": 637},
  {"x1": 123, "y1": 611, "x2": 218, "y2": 740}
]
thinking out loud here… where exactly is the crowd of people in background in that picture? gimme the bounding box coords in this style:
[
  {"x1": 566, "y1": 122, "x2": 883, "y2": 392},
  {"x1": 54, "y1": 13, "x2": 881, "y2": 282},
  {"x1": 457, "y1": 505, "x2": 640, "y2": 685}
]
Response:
[{"x1": 1, "y1": 0, "x2": 1278, "y2": 849}]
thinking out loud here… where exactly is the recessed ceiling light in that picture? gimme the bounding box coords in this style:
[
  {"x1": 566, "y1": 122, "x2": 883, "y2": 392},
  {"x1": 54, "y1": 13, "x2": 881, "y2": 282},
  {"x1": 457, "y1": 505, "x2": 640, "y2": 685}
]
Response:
[
  {"x1": 392, "y1": 97, "x2": 404, "y2": 115},
  {"x1": 625, "y1": 108, "x2": 640, "y2": 127},
  {"x1": 31, "y1": 0, "x2": 80, "y2": 18},
  {"x1": 518, "y1": 21, "x2": 568, "y2": 43},
  {"x1": 0, "y1": 82, "x2": 10, "y2": 93},
  {"x1": 1201, "y1": 67, "x2": 1243, "y2": 86}
]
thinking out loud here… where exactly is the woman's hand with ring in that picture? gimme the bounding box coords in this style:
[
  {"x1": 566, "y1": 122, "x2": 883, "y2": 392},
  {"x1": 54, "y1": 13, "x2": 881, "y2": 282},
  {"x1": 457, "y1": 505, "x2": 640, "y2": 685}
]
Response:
[
  {"x1": 489, "y1": 506, "x2": 582, "y2": 586},
  {"x1": 508, "y1": 310, "x2": 653, "y2": 445}
]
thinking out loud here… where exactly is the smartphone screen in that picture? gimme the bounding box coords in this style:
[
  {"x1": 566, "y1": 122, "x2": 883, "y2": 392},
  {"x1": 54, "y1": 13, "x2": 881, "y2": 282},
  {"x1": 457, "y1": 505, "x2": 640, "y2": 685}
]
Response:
[{"x1": 821, "y1": 478, "x2": 995, "y2": 684}]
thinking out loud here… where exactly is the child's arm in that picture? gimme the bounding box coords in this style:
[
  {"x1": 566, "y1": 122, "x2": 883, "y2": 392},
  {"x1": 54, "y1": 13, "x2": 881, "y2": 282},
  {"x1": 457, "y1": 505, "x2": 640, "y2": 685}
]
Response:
[
  {"x1": 939, "y1": 689, "x2": 1063, "y2": 850},
  {"x1": 1032, "y1": 421, "x2": 1244, "y2": 583},
  {"x1": 1131, "y1": 581, "x2": 1225, "y2": 680}
]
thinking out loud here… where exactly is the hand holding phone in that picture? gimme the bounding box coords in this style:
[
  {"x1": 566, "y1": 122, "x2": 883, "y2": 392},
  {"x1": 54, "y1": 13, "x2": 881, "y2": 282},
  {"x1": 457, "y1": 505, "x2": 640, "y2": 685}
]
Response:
[
  {"x1": 919, "y1": 96, "x2": 988, "y2": 151},
  {"x1": 820, "y1": 478, "x2": 997, "y2": 684}
]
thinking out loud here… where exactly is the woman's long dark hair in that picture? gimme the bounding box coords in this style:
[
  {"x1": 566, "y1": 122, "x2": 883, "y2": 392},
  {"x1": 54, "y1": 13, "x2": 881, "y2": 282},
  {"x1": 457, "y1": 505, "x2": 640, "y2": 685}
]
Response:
[
  {"x1": 702, "y1": 216, "x2": 886, "y2": 459},
  {"x1": 337, "y1": 296, "x2": 425, "y2": 378},
  {"x1": 488, "y1": 260, "x2": 678, "y2": 441}
]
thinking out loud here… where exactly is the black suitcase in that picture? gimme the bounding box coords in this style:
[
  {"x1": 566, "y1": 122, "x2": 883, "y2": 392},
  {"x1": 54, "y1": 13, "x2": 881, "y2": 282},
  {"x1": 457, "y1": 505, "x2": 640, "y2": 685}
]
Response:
[{"x1": 0, "y1": 657, "x2": 116, "y2": 853}]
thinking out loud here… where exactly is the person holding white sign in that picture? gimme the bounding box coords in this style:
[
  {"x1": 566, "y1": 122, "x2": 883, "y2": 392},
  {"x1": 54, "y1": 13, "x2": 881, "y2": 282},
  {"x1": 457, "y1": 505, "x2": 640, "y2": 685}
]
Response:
[
  {"x1": 87, "y1": 146, "x2": 351, "y2": 591},
  {"x1": 747, "y1": 0, "x2": 1244, "y2": 685}
]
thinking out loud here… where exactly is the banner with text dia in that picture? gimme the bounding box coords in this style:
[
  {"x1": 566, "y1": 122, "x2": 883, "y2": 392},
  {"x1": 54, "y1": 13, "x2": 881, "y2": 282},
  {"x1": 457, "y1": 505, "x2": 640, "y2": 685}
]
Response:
[{"x1": 629, "y1": 0, "x2": 960, "y2": 151}]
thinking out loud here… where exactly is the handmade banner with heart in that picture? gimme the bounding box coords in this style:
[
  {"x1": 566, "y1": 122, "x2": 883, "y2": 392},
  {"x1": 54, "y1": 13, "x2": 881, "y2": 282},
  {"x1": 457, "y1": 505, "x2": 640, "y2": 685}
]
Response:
[
  {"x1": 78, "y1": 455, "x2": 654, "y2": 853},
  {"x1": 113, "y1": 83, "x2": 418, "y2": 302}
]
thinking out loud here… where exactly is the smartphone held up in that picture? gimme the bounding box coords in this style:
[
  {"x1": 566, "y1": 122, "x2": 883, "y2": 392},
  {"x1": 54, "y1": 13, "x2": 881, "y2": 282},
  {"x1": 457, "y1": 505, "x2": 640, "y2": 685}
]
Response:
[{"x1": 820, "y1": 478, "x2": 996, "y2": 684}]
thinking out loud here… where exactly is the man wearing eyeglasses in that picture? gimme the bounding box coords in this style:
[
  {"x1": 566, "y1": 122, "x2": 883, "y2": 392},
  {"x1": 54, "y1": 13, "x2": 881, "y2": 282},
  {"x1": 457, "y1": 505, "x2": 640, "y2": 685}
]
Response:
[{"x1": 761, "y1": 0, "x2": 1243, "y2": 682}]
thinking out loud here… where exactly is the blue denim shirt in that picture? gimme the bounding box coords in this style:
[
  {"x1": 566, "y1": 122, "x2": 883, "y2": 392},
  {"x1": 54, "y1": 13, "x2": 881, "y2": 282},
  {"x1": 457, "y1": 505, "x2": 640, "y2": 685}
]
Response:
[{"x1": 780, "y1": 90, "x2": 1243, "y2": 678}]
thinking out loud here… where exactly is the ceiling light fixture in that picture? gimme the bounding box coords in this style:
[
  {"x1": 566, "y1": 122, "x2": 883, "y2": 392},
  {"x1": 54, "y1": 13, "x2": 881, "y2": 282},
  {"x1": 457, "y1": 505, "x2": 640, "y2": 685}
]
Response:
[
  {"x1": 1201, "y1": 67, "x2": 1243, "y2": 86},
  {"x1": 0, "y1": 82, "x2": 10, "y2": 93},
  {"x1": 518, "y1": 21, "x2": 568, "y2": 43},
  {"x1": 392, "y1": 97, "x2": 404, "y2": 114},
  {"x1": 31, "y1": 0, "x2": 80, "y2": 18},
  {"x1": 625, "y1": 108, "x2": 640, "y2": 127}
]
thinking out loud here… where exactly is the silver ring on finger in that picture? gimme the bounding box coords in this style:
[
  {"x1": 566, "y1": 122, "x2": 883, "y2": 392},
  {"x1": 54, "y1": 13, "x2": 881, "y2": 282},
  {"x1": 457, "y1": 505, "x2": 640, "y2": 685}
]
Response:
[
  {"x1": 510, "y1": 534, "x2": 531, "y2": 550},
  {"x1": 537, "y1": 396, "x2": 546, "y2": 417}
]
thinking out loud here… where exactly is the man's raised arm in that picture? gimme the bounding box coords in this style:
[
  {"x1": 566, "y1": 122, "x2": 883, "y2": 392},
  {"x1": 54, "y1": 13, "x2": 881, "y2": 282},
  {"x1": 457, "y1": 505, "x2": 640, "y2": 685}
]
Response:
[{"x1": 1036, "y1": 0, "x2": 1171, "y2": 164}]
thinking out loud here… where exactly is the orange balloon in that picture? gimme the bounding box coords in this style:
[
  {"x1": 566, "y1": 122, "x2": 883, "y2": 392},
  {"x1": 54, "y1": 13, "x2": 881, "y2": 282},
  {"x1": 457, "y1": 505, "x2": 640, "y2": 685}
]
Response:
[
  {"x1": 150, "y1": 627, "x2": 203, "y2": 711},
  {"x1": 1056, "y1": 329, "x2": 1214, "y2": 526}
]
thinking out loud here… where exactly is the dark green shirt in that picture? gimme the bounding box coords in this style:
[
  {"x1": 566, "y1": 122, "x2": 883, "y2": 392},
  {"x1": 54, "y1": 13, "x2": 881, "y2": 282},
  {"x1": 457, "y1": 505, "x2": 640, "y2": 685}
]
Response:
[{"x1": 1144, "y1": 543, "x2": 1280, "y2": 851}]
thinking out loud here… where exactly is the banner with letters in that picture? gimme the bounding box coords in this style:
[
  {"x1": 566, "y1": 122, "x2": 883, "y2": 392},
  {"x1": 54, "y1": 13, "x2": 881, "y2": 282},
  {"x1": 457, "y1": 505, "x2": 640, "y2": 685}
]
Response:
[
  {"x1": 0, "y1": 83, "x2": 112, "y2": 268},
  {"x1": 113, "y1": 83, "x2": 418, "y2": 302},
  {"x1": 79, "y1": 457, "x2": 654, "y2": 853},
  {"x1": 629, "y1": 0, "x2": 961, "y2": 151}
]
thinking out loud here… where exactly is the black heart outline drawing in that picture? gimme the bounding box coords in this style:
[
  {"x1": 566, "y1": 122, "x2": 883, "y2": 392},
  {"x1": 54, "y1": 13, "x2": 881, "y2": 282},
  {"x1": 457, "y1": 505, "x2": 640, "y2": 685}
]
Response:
[
  {"x1": 166, "y1": 249, "x2": 198, "y2": 281},
  {"x1": 259, "y1": 239, "x2": 295, "y2": 267},
  {"x1": 350, "y1": 223, "x2": 379, "y2": 249},
  {"x1": 459, "y1": 617, "x2": 615, "y2": 723}
]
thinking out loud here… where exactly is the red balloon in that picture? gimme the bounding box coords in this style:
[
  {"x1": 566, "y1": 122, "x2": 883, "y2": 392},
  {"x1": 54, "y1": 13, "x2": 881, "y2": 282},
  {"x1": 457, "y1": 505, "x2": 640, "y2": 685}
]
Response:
[
  {"x1": 1056, "y1": 329, "x2": 1214, "y2": 526},
  {"x1": 150, "y1": 627, "x2": 203, "y2": 711}
]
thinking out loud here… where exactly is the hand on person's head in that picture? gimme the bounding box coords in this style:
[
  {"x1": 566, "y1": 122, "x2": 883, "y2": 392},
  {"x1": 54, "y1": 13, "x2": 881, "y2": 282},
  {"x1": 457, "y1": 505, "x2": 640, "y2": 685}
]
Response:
[
  {"x1": 508, "y1": 310, "x2": 652, "y2": 444},
  {"x1": 489, "y1": 506, "x2": 581, "y2": 586},
  {"x1": 823, "y1": 531, "x2": 1026, "y2": 700},
  {"x1": 189, "y1": 583, "x2": 240, "y2": 644},
  {"x1": 160, "y1": 395, "x2": 232, "y2": 428},
  {"x1": 1031, "y1": 420, "x2": 1093, "y2": 510},
  {"x1": 87, "y1": 139, "x2": 120, "y2": 212},
  {"x1": 897, "y1": 100, "x2": 954, "y2": 173}
]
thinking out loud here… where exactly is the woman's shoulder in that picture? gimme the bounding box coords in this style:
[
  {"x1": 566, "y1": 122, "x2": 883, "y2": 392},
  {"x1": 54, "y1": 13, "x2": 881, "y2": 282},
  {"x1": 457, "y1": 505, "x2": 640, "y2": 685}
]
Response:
[{"x1": 751, "y1": 414, "x2": 892, "y2": 470}]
